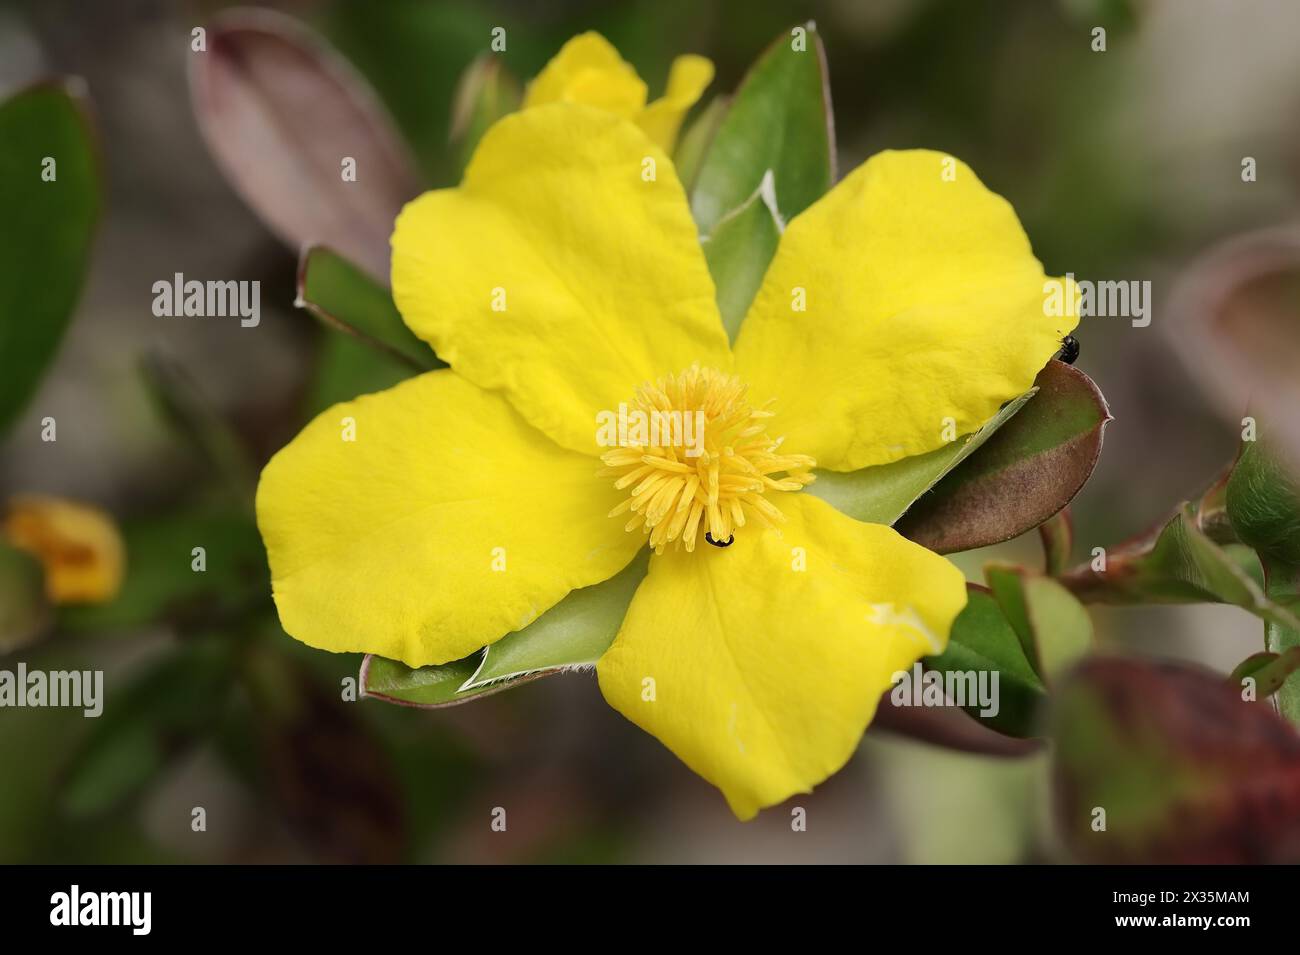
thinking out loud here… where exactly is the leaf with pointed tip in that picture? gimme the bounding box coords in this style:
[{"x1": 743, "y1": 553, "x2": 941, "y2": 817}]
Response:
[
  {"x1": 809, "y1": 387, "x2": 1037, "y2": 525},
  {"x1": 1060, "y1": 504, "x2": 1300, "y2": 629},
  {"x1": 690, "y1": 21, "x2": 833, "y2": 234},
  {"x1": 297, "y1": 245, "x2": 440, "y2": 372},
  {"x1": 360, "y1": 651, "x2": 495, "y2": 709},
  {"x1": 1052, "y1": 656, "x2": 1300, "y2": 863},
  {"x1": 921, "y1": 584, "x2": 1047, "y2": 738},
  {"x1": 468, "y1": 553, "x2": 648, "y2": 687},
  {"x1": 701, "y1": 173, "x2": 782, "y2": 342},
  {"x1": 360, "y1": 554, "x2": 649, "y2": 708},
  {"x1": 896, "y1": 362, "x2": 1109, "y2": 553},
  {"x1": 0, "y1": 80, "x2": 99, "y2": 438},
  {"x1": 190, "y1": 9, "x2": 422, "y2": 283}
]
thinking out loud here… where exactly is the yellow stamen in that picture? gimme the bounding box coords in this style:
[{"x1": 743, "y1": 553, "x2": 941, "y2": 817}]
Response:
[{"x1": 599, "y1": 365, "x2": 816, "y2": 554}]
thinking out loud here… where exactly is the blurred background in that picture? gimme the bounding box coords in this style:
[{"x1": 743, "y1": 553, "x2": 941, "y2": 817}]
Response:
[{"x1": 1, "y1": 0, "x2": 1298, "y2": 863}]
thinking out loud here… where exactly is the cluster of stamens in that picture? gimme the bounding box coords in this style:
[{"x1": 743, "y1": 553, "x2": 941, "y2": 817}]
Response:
[{"x1": 599, "y1": 365, "x2": 816, "y2": 554}]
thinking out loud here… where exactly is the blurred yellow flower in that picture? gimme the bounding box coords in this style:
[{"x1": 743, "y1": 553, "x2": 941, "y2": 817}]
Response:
[
  {"x1": 523, "y1": 31, "x2": 713, "y2": 153},
  {"x1": 2, "y1": 495, "x2": 125, "y2": 604}
]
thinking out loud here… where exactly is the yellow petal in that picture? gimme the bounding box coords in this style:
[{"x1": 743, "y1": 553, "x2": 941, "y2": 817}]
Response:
[
  {"x1": 256, "y1": 370, "x2": 642, "y2": 667},
  {"x1": 2, "y1": 495, "x2": 124, "y2": 604},
  {"x1": 637, "y1": 54, "x2": 715, "y2": 153},
  {"x1": 392, "y1": 104, "x2": 730, "y2": 457},
  {"x1": 523, "y1": 31, "x2": 647, "y2": 117},
  {"x1": 734, "y1": 150, "x2": 1077, "y2": 471},
  {"x1": 597, "y1": 492, "x2": 967, "y2": 819}
]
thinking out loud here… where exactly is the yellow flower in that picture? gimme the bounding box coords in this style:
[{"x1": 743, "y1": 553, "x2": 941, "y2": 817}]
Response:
[
  {"x1": 3, "y1": 495, "x2": 125, "y2": 604},
  {"x1": 256, "y1": 105, "x2": 1076, "y2": 818},
  {"x1": 522, "y1": 31, "x2": 713, "y2": 153}
]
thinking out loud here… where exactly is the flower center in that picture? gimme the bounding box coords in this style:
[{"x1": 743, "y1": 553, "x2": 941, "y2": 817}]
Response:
[{"x1": 599, "y1": 365, "x2": 816, "y2": 554}]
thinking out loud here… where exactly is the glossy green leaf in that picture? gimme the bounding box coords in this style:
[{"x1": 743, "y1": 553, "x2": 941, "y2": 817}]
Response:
[
  {"x1": 449, "y1": 54, "x2": 521, "y2": 176},
  {"x1": 361, "y1": 553, "x2": 649, "y2": 708},
  {"x1": 0, "y1": 80, "x2": 99, "y2": 437},
  {"x1": 985, "y1": 564, "x2": 1093, "y2": 683},
  {"x1": 701, "y1": 172, "x2": 782, "y2": 341},
  {"x1": 1052, "y1": 656, "x2": 1300, "y2": 863},
  {"x1": 922, "y1": 585, "x2": 1047, "y2": 738},
  {"x1": 58, "y1": 509, "x2": 267, "y2": 633},
  {"x1": 297, "y1": 244, "x2": 440, "y2": 373},
  {"x1": 809, "y1": 386, "x2": 1037, "y2": 525},
  {"x1": 0, "y1": 541, "x2": 50, "y2": 653},
  {"x1": 690, "y1": 21, "x2": 833, "y2": 234},
  {"x1": 897, "y1": 361, "x2": 1109, "y2": 553}
]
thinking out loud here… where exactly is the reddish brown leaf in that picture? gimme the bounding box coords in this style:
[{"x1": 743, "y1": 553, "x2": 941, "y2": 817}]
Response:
[{"x1": 190, "y1": 9, "x2": 422, "y2": 283}]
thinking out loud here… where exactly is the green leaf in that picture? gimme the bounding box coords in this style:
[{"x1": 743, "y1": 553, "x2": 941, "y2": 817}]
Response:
[
  {"x1": 0, "y1": 80, "x2": 99, "y2": 437},
  {"x1": 449, "y1": 54, "x2": 521, "y2": 176},
  {"x1": 1226, "y1": 436, "x2": 1300, "y2": 723},
  {"x1": 361, "y1": 553, "x2": 649, "y2": 707},
  {"x1": 0, "y1": 541, "x2": 50, "y2": 653},
  {"x1": 701, "y1": 172, "x2": 782, "y2": 341},
  {"x1": 297, "y1": 245, "x2": 441, "y2": 373},
  {"x1": 985, "y1": 564, "x2": 1093, "y2": 683},
  {"x1": 896, "y1": 361, "x2": 1110, "y2": 553},
  {"x1": 923, "y1": 585, "x2": 1047, "y2": 738},
  {"x1": 809, "y1": 385, "x2": 1037, "y2": 525},
  {"x1": 1052, "y1": 656, "x2": 1300, "y2": 863},
  {"x1": 1228, "y1": 648, "x2": 1300, "y2": 700},
  {"x1": 58, "y1": 508, "x2": 267, "y2": 633},
  {"x1": 690, "y1": 21, "x2": 833, "y2": 235},
  {"x1": 307, "y1": 333, "x2": 416, "y2": 415},
  {"x1": 469, "y1": 552, "x2": 648, "y2": 685},
  {"x1": 1060, "y1": 504, "x2": 1300, "y2": 631},
  {"x1": 1226, "y1": 437, "x2": 1300, "y2": 567},
  {"x1": 61, "y1": 638, "x2": 234, "y2": 817},
  {"x1": 360, "y1": 651, "x2": 492, "y2": 708},
  {"x1": 672, "y1": 95, "x2": 727, "y2": 193}
]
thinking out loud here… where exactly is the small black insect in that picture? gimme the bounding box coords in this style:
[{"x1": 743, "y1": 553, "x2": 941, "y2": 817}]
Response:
[
  {"x1": 704, "y1": 531, "x2": 734, "y2": 548},
  {"x1": 1058, "y1": 334, "x2": 1080, "y2": 365}
]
